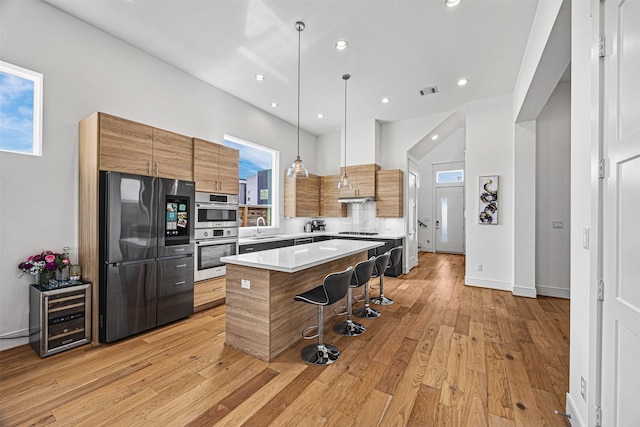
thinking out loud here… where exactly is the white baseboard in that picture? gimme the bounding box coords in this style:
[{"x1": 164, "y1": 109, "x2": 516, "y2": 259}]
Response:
[
  {"x1": 512, "y1": 285, "x2": 537, "y2": 298},
  {"x1": 537, "y1": 285, "x2": 570, "y2": 299},
  {"x1": 565, "y1": 393, "x2": 585, "y2": 427},
  {"x1": 464, "y1": 276, "x2": 512, "y2": 292}
]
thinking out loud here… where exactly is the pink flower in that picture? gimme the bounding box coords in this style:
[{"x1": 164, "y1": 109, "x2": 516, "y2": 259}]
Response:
[
  {"x1": 45, "y1": 255, "x2": 55, "y2": 263},
  {"x1": 63, "y1": 258, "x2": 70, "y2": 265},
  {"x1": 27, "y1": 255, "x2": 34, "y2": 262}
]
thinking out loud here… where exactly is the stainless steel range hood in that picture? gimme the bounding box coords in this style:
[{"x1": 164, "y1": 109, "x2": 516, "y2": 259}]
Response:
[{"x1": 338, "y1": 196, "x2": 376, "y2": 203}]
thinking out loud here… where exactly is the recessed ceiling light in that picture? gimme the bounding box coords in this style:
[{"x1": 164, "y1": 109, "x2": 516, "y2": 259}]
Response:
[
  {"x1": 317, "y1": 113, "x2": 324, "y2": 119},
  {"x1": 445, "y1": 0, "x2": 461, "y2": 7},
  {"x1": 270, "y1": 102, "x2": 278, "y2": 108},
  {"x1": 457, "y1": 78, "x2": 469, "y2": 86},
  {"x1": 432, "y1": 135, "x2": 439, "y2": 141},
  {"x1": 335, "y1": 40, "x2": 348, "y2": 50},
  {"x1": 381, "y1": 97, "x2": 390, "y2": 104},
  {"x1": 255, "y1": 74, "x2": 264, "y2": 81}
]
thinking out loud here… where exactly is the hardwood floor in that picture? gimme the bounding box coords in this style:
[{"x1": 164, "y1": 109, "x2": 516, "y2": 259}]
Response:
[{"x1": 0, "y1": 253, "x2": 570, "y2": 426}]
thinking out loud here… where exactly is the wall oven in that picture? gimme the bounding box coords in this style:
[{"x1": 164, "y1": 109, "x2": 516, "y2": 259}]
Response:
[
  {"x1": 194, "y1": 228, "x2": 238, "y2": 281},
  {"x1": 195, "y1": 192, "x2": 239, "y2": 229}
]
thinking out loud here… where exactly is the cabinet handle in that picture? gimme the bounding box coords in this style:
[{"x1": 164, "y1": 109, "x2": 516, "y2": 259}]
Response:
[
  {"x1": 220, "y1": 181, "x2": 223, "y2": 191},
  {"x1": 175, "y1": 264, "x2": 187, "y2": 268},
  {"x1": 176, "y1": 281, "x2": 186, "y2": 286},
  {"x1": 156, "y1": 162, "x2": 159, "y2": 176},
  {"x1": 148, "y1": 161, "x2": 152, "y2": 174}
]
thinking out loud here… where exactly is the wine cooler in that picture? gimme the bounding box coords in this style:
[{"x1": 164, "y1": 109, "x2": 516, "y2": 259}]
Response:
[{"x1": 29, "y1": 282, "x2": 91, "y2": 357}]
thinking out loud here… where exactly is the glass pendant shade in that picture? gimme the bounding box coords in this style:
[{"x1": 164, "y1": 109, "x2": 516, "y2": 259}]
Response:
[
  {"x1": 338, "y1": 172, "x2": 352, "y2": 189},
  {"x1": 287, "y1": 156, "x2": 309, "y2": 177}
]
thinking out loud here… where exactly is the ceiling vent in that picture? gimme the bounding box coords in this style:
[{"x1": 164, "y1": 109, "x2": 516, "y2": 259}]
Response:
[{"x1": 419, "y1": 86, "x2": 439, "y2": 96}]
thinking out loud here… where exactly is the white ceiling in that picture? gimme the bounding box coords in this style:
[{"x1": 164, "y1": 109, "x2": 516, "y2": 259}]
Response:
[{"x1": 44, "y1": 0, "x2": 539, "y2": 136}]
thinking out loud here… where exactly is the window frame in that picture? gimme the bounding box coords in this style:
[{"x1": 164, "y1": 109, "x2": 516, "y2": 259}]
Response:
[
  {"x1": 0, "y1": 61, "x2": 43, "y2": 156},
  {"x1": 223, "y1": 134, "x2": 280, "y2": 230}
]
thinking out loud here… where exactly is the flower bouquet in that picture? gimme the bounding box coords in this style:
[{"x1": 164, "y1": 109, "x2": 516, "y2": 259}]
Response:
[{"x1": 18, "y1": 249, "x2": 71, "y2": 284}]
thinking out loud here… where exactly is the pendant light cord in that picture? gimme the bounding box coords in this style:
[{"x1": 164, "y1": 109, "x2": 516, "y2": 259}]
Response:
[
  {"x1": 297, "y1": 23, "x2": 301, "y2": 158},
  {"x1": 343, "y1": 74, "x2": 349, "y2": 173}
]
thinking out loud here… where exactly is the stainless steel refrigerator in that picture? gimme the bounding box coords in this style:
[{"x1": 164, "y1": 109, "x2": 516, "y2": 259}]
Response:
[{"x1": 99, "y1": 171, "x2": 195, "y2": 343}]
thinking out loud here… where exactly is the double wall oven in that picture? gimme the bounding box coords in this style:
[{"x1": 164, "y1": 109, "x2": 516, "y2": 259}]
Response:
[{"x1": 194, "y1": 192, "x2": 239, "y2": 281}]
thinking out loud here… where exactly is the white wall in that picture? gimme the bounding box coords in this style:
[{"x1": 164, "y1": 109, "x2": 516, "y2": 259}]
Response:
[
  {"x1": 0, "y1": 0, "x2": 316, "y2": 350},
  {"x1": 316, "y1": 131, "x2": 341, "y2": 175},
  {"x1": 536, "y1": 80, "x2": 571, "y2": 298},
  {"x1": 417, "y1": 128, "x2": 466, "y2": 252},
  {"x1": 464, "y1": 95, "x2": 515, "y2": 291}
]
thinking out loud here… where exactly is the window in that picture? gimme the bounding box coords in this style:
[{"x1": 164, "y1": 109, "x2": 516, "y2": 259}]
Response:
[
  {"x1": 0, "y1": 61, "x2": 43, "y2": 156},
  {"x1": 224, "y1": 135, "x2": 279, "y2": 228},
  {"x1": 436, "y1": 169, "x2": 464, "y2": 184}
]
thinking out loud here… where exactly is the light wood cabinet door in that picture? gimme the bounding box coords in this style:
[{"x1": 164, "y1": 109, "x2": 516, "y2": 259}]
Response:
[
  {"x1": 153, "y1": 128, "x2": 193, "y2": 181},
  {"x1": 217, "y1": 144, "x2": 239, "y2": 195},
  {"x1": 99, "y1": 113, "x2": 153, "y2": 175},
  {"x1": 193, "y1": 138, "x2": 239, "y2": 194},
  {"x1": 339, "y1": 163, "x2": 380, "y2": 198},
  {"x1": 376, "y1": 169, "x2": 403, "y2": 218},
  {"x1": 193, "y1": 138, "x2": 220, "y2": 192},
  {"x1": 284, "y1": 172, "x2": 320, "y2": 217},
  {"x1": 320, "y1": 175, "x2": 347, "y2": 217}
]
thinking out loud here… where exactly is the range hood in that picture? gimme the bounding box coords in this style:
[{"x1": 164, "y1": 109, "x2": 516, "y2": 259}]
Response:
[{"x1": 338, "y1": 196, "x2": 376, "y2": 203}]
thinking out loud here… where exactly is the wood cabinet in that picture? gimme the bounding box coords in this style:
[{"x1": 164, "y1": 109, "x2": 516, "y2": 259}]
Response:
[
  {"x1": 193, "y1": 138, "x2": 239, "y2": 195},
  {"x1": 339, "y1": 163, "x2": 380, "y2": 199},
  {"x1": 194, "y1": 277, "x2": 226, "y2": 312},
  {"x1": 284, "y1": 172, "x2": 320, "y2": 217},
  {"x1": 97, "y1": 113, "x2": 193, "y2": 181},
  {"x1": 320, "y1": 175, "x2": 347, "y2": 217},
  {"x1": 376, "y1": 169, "x2": 404, "y2": 218}
]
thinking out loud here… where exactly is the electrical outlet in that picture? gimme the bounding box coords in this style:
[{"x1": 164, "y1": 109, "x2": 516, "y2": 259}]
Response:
[
  {"x1": 476, "y1": 264, "x2": 483, "y2": 272},
  {"x1": 581, "y1": 376, "x2": 587, "y2": 401},
  {"x1": 241, "y1": 279, "x2": 250, "y2": 289}
]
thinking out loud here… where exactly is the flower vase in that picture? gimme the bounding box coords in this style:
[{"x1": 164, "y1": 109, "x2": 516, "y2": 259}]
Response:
[
  {"x1": 37, "y1": 270, "x2": 56, "y2": 285},
  {"x1": 57, "y1": 265, "x2": 70, "y2": 281}
]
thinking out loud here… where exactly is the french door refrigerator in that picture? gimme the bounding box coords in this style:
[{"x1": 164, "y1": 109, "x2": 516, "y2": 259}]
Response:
[{"x1": 99, "y1": 171, "x2": 195, "y2": 343}]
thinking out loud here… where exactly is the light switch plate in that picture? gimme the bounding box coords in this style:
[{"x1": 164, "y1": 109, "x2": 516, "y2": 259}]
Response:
[
  {"x1": 241, "y1": 279, "x2": 250, "y2": 289},
  {"x1": 552, "y1": 220, "x2": 564, "y2": 229}
]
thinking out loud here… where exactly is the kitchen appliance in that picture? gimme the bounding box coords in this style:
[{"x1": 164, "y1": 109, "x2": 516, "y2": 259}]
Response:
[
  {"x1": 195, "y1": 227, "x2": 238, "y2": 281},
  {"x1": 304, "y1": 222, "x2": 312, "y2": 233},
  {"x1": 194, "y1": 192, "x2": 239, "y2": 280},
  {"x1": 311, "y1": 220, "x2": 326, "y2": 231},
  {"x1": 99, "y1": 171, "x2": 195, "y2": 343},
  {"x1": 195, "y1": 192, "x2": 239, "y2": 229}
]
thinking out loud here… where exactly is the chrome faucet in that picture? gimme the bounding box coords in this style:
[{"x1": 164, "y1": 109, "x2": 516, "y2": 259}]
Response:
[{"x1": 256, "y1": 217, "x2": 266, "y2": 235}]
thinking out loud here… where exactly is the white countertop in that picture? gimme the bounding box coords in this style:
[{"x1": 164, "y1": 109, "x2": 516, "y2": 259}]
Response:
[
  {"x1": 238, "y1": 231, "x2": 405, "y2": 245},
  {"x1": 221, "y1": 239, "x2": 384, "y2": 273}
]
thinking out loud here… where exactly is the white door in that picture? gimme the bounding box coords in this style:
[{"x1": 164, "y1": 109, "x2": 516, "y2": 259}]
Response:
[
  {"x1": 601, "y1": 0, "x2": 640, "y2": 425},
  {"x1": 435, "y1": 186, "x2": 464, "y2": 254},
  {"x1": 407, "y1": 165, "x2": 419, "y2": 270}
]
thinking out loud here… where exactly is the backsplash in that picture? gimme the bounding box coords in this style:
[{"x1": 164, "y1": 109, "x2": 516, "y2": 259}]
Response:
[{"x1": 347, "y1": 202, "x2": 377, "y2": 231}]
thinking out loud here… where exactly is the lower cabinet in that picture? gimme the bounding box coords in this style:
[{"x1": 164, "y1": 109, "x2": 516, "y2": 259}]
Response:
[
  {"x1": 194, "y1": 277, "x2": 226, "y2": 311},
  {"x1": 239, "y1": 239, "x2": 295, "y2": 254}
]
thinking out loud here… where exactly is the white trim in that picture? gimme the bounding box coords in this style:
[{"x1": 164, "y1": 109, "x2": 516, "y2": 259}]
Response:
[
  {"x1": 464, "y1": 276, "x2": 512, "y2": 292},
  {"x1": 512, "y1": 285, "x2": 537, "y2": 298},
  {"x1": 566, "y1": 392, "x2": 585, "y2": 427},
  {"x1": 536, "y1": 285, "x2": 570, "y2": 299},
  {"x1": 0, "y1": 60, "x2": 43, "y2": 156}
]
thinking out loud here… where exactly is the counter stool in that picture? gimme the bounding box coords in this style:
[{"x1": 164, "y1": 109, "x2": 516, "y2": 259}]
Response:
[
  {"x1": 371, "y1": 246, "x2": 402, "y2": 306},
  {"x1": 293, "y1": 266, "x2": 353, "y2": 365},
  {"x1": 333, "y1": 257, "x2": 376, "y2": 336},
  {"x1": 354, "y1": 254, "x2": 386, "y2": 319}
]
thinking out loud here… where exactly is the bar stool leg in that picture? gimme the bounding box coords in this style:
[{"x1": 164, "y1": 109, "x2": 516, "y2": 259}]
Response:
[
  {"x1": 301, "y1": 305, "x2": 341, "y2": 365},
  {"x1": 333, "y1": 287, "x2": 366, "y2": 336},
  {"x1": 353, "y1": 281, "x2": 380, "y2": 318},
  {"x1": 371, "y1": 274, "x2": 394, "y2": 305}
]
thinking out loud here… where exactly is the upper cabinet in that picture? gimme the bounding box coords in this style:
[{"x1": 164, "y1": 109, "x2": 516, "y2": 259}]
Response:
[
  {"x1": 375, "y1": 169, "x2": 404, "y2": 218},
  {"x1": 320, "y1": 175, "x2": 347, "y2": 218},
  {"x1": 193, "y1": 138, "x2": 239, "y2": 195},
  {"x1": 97, "y1": 113, "x2": 193, "y2": 181},
  {"x1": 339, "y1": 164, "x2": 380, "y2": 199},
  {"x1": 284, "y1": 172, "x2": 320, "y2": 217}
]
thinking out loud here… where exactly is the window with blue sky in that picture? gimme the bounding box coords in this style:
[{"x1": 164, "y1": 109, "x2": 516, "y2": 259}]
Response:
[{"x1": 0, "y1": 61, "x2": 43, "y2": 156}]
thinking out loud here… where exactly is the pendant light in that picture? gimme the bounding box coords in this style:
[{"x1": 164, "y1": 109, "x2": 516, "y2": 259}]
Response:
[
  {"x1": 338, "y1": 74, "x2": 353, "y2": 189},
  {"x1": 287, "y1": 21, "x2": 309, "y2": 178}
]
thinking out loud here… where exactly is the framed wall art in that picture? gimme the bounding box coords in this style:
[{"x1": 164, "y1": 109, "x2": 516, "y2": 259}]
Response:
[{"x1": 479, "y1": 175, "x2": 498, "y2": 224}]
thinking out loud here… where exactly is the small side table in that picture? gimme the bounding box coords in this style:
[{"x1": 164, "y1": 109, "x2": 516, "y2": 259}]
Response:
[{"x1": 29, "y1": 281, "x2": 91, "y2": 357}]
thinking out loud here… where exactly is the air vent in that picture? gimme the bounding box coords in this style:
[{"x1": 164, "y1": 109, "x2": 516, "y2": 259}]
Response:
[{"x1": 419, "y1": 86, "x2": 439, "y2": 96}]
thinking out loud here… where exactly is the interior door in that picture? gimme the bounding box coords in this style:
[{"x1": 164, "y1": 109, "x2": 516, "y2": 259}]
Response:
[
  {"x1": 407, "y1": 164, "x2": 419, "y2": 270},
  {"x1": 601, "y1": 1, "x2": 640, "y2": 425},
  {"x1": 435, "y1": 186, "x2": 464, "y2": 254}
]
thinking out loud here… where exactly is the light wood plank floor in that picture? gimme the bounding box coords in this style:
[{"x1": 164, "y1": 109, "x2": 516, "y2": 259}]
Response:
[{"x1": 0, "y1": 253, "x2": 570, "y2": 426}]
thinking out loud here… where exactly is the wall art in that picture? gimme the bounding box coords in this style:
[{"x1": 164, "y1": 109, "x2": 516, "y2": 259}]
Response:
[{"x1": 479, "y1": 175, "x2": 498, "y2": 224}]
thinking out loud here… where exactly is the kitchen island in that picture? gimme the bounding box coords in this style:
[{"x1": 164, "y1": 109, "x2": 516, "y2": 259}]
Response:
[{"x1": 221, "y1": 239, "x2": 383, "y2": 361}]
